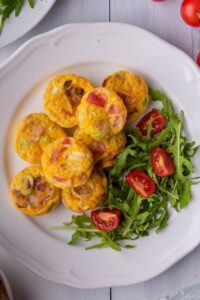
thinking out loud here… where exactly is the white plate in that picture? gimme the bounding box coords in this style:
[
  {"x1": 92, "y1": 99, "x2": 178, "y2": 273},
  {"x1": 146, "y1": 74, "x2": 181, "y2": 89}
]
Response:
[
  {"x1": 0, "y1": 0, "x2": 56, "y2": 48},
  {"x1": 0, "y1": 23, "x2": 200, "y2": 289}
]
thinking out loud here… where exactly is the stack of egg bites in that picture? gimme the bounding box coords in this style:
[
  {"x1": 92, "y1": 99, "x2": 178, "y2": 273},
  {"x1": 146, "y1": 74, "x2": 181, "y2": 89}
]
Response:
[{"x1": 10, "y1": 71, "x2": 149, "y2": 216}]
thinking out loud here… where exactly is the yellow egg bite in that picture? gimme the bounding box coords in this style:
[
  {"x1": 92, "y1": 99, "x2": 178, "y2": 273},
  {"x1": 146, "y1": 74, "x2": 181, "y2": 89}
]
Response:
[
  {"x1": 74, "y1": 127, "x2": 126, "y2": 168},
  {"x1": 102, "y1": 70, "x2": 149, "y2": 122},
  {"x1": 41, "y1": 137, "x2": 93, "y2": 189},
  {"x1": 76, "y1": 87, "x2": 127, "y2": 140},
  {"x1": 10, "y1": 166, "x2": 61, "y2": 216},
  {"x1": 14, "y1": 113, "x2": 66, "y2": 164},
  {"x1": 43, "y1": 74, "x2": 94, "y2": 128},
  {"x1": 62, "y1": 170, "x2": 107, "y2": 213}
]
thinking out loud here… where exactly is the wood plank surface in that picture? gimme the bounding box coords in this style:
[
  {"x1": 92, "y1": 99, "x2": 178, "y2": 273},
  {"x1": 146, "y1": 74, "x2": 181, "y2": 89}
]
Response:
[
  {"x1": 0, "y1": 0, "x2": 110, "y2": 62},
  {"x1": 0, "y1": 244, "x2": 110, "y2": 300},
  {"x1": 1, "y1": 1, "x2": 200, "y2": 299},
  {"x1": 110, "y1": 0, "x2": 200, "y2": 59}
]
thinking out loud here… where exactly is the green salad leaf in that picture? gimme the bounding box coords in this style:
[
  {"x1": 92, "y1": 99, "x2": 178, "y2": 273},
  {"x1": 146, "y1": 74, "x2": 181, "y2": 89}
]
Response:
[
  {"x1": 0, "y1": 0, "x2": 36, "y2": 33},
  {"x1": 54, "y1": 88, "x2": 199, "y2": 251}
]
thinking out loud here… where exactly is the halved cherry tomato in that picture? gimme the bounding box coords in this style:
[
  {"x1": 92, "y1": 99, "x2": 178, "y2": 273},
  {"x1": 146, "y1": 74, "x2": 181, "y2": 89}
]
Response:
[
  {"x1": 87, "y1": 91, "x2": 106, "y2": 108},
  {"x1": 125, "y1": 170, "x2": 155, "y2": 197},
  {"x1": 181, "y1": 0, "x2": 200, "y2": 27},
  {"x1": 91, "y1": 208, "x2": 121, "y2": 232},
  {"x1": 137, "y1": 109, "x2": 167, "y2": 136},
  {"x1": 151, "y1": 147, "x2": 174, "y2": 177}
]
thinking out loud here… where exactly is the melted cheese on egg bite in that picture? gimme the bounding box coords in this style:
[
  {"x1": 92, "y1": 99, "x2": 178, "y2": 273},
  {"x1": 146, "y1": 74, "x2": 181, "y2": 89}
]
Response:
[
  {"x1": 74, "y1": 127, "x2": 126, "y2": 168},
  {"x1": 10, "y1": 166, "x2": 61, "y2": 216},
  {"x1": 14, "y1": 113, "x2": 66, "y2": 164},
  {"x1": 43, "y1": 74, "x2": 94, "y2": 128},
  {"x1": 41, "y1": 137, "x2": 93, "y2": 189},
  {"x1": 76, "y1": 87, "x2": 127, "y2": 140},
  {"x1": 62, "y1": 170, "x2": 107, "y2": 213}
]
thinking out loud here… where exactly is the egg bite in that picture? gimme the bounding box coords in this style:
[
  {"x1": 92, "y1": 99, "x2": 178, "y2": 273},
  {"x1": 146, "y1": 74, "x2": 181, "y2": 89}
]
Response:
[
  {"x1": 10, "y1": 166, "x2": 61, "y2": 216},
  {"x1": 74, "y1": 128, "x2": 126, "y2": 168},
  {"x1": 76, "y1": 87, "x2": 127, "y2": 140},
  {"x1": 62, "y1": 170, "x2": 107, "y2": 213},
  {"x1": 102, "y1": 70, "x2": 149, "y2": 122},
  {"x1": 43, "y1": 74, "x2": 94, "y2": 128},
  {"x1": 14, "y1": 113, "x2": 67, "y2": 164},
  {"x1": 41, "y1": 137, "x2": 93, "y2": 189}
]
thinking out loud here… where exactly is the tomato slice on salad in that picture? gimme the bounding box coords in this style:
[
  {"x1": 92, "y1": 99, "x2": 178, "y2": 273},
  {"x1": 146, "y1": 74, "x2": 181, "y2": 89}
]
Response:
[
  {"x1": 151, "y1": 147, "x2": 174, "y2": 177},
  {"x1": 91, "y1": 208, "x2": 121, "y2": 232},
  {"x1": 137, "y1": 109, "x2": 167, "y2": 136},
  {"x1": 125, "y1": 170, "x2": 155, "y2": 197}
]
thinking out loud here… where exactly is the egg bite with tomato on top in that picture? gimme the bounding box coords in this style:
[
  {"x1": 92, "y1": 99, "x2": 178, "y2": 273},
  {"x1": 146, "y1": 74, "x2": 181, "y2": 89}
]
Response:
[
  {"x1": 76, "y1": 87, "x2": 127, "y2": 140},
  {"x1": 43, "y1": 74, "x2": 94, "y2": 128},
  {"x1": 41, "y1": 137, "x2": 93, "y2": 189},
  {"x1": 62, "y1": 170, "x2": 107, "y2": 213},
  {"x1": 102, "y1": 70, "x2": 149, "y2": 122},
  {"x1": 10, "y1": 166, "x2": 61, "y2": 216},
  {"x1": 74, "y1": 128, "x2": 126, "y2": 168},
  {"x1": 14, "y1": 113, "x2": 67, "y2": 164}
]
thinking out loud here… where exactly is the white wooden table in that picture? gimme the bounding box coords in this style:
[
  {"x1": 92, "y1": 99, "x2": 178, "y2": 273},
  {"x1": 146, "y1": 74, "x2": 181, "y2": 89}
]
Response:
[{"x1": 0, "y1": 1, "x2": 200, "y2": 299}]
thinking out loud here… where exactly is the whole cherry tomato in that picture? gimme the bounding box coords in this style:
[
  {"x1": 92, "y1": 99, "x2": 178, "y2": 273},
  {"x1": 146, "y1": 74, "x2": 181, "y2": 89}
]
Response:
[
  {"x1": 151, "y1": 147, "x2": 174, "y2": 177},
  {"x1": 91, "y1": 208, "x2": 121, "y2": 232},
  {"x1": 181, "y1": 0, "x2": 200, "y2": 27},
  {"x1": 197, "y1": 52, "x2": 200, "y2": 67},
  {"x1": 125, "y1": 170, "x2": 155, "y2": 197}
]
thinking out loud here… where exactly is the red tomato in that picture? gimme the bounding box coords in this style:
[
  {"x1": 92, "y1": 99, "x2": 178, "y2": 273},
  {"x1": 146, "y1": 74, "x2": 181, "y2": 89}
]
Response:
[
  {"x1": 62, "y1": 137, "x2": 72, "y2": 145},
  {"x1": 181, "y1": 0, "x2": 200, "y2": 27},
  {"x1": 197, "y1": 52, "x2": 200, "y2": 67},
  {"x1": 137, "y1": 109, "x2": 167, "y2": 136},
  {"x1": 125, "y1": 171, "x2": 155, "y2": 197},
  {"x1": 151, "y1": 147, "x2": 174, "y2": 177},
  {"x1": 108, "y1": 104, "x2": 120, "y2": 115},
  {"x1": 53, "y1": 176, "x2": 66, "y2": 182},
  {"x1": 87, "y1": 91, "x2": 106, "y2": 108},
  {"x1": 91, "y1": 208, "x2": 121, "y2": 232},
  {"x1": 51, "y1": 147, "x2": 65, "y2": 162}
]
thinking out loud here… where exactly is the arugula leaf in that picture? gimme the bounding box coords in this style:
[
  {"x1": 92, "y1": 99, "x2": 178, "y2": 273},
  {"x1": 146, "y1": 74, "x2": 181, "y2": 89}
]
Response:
[
  {"x1": 149, "y1": 88, "x2": 175, "y2": 119},
  {"x1": 110, "y1": 145, "x2": 137, "y2": 177},
  {"x1": 68, "y1": 232, "x2": 81, "y2": 245},
  {"x1": 178, "y1": 179, "x2": 192, "y2": 209},
  {"x1": 124, "y1": 244, "x2": 136, "y2": 249},
  {"x1": 0, "y1": 0, "x2": 36, "y2": 33},
  {"x1": 122, "y1": 196, "x2": 143, "y2": 237},
  {"x1": 28, "y1": 0, "x2": 35, "y2": 8}
]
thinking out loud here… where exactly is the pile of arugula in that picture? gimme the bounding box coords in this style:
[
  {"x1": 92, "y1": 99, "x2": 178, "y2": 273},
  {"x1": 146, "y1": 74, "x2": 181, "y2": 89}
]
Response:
[
  {"x1": 0, "y1": 0, "x2": 35, "y2": 33},
  {"x1": 54, "y1": 89, "x2": 199, "y2": 251}
]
